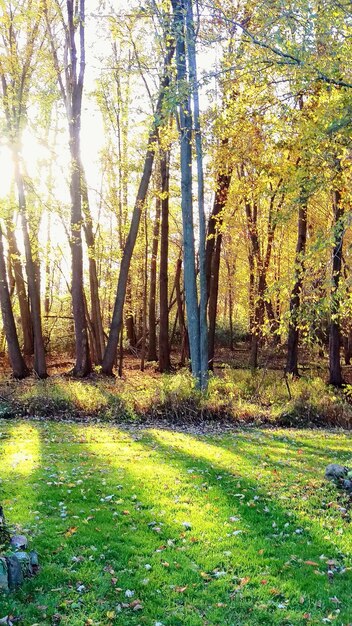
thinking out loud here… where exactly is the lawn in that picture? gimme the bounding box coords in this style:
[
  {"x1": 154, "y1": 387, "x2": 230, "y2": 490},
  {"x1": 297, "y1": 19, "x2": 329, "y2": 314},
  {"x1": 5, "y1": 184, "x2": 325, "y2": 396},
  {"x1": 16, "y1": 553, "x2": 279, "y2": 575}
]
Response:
[{"x1": 0, "y1": 420, "x2": 351, "y2": 625}]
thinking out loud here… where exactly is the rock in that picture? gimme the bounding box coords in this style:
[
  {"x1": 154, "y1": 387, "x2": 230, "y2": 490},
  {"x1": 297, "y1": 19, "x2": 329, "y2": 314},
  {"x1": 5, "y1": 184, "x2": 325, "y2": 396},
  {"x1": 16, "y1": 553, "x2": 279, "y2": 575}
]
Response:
[
  {"x1": 29, "y1": 551, "x2": 39, "y2": 572},
  {"x1": 6, "y1": 555, "x2": 23, "y2": 589},
  {"x1": 325, "y1": 464, "x2": 349, "y2": 482},
  {"x1": 10, "y1": 536, "x2": 27, "y2": 550},
  {"x1": 14, "y1": 552, "x2": 32, "y2": 578},
  {"x1": 0, "y1": 557, "x2": 8, "y2": 592},
  {"x1": 342, "y1": 479, "x2": 352, "y2": 493},
  {"x1": 0, "y1": 508, "x2": 10, "y2": 547}
]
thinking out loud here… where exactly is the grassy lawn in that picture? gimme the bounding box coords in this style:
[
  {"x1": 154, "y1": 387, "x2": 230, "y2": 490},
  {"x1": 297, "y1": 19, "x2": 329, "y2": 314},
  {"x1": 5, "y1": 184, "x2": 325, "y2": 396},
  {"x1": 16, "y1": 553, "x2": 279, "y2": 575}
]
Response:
[{"x1": 0, "y1": 420, "x2": 351, "y2": 625}]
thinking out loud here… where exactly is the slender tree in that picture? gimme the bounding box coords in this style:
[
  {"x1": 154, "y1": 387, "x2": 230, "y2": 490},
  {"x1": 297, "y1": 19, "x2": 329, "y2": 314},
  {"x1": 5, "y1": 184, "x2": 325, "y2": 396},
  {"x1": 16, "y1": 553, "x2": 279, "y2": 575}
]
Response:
[
  {"x1": 0, "y1": 225, "x2": 29, "y2": 379},
  {"x1": 102, "y1": 44, "x2": 174, "y2": 375},
  {"x1": 45, "y1": 0, "x2": 91, "y2": 376},
  {"x1": 159, "y1": 149, "x2": 171, "y2": 372}
]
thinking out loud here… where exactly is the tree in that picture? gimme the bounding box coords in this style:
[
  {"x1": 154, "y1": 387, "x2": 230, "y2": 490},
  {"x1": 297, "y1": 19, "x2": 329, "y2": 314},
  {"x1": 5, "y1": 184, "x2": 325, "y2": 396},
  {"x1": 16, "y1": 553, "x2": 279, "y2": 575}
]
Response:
[
  {"x1": 101, "y1": 43, "x2": 174, "y2": 375},
  {"x1": 0, "y1": 0, "x2": 47, "y2": 377},
  {"x1": 171, "y1": 0, "x2": 208, "y2": 389},
  {"x1": 0, "y1": 224, "x2": 29, "y2": 378},
  {"x1": 45, "y1": 0, "x2": 91, "y2": 376}
]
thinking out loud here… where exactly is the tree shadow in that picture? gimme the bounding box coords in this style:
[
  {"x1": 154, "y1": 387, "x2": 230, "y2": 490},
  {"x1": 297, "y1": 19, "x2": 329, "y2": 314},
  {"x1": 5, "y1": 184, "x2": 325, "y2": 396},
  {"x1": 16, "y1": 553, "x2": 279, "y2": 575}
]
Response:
[
  {"x1": 129, "y1": 427, "x2": 352, "y2": 623},
  {"x1": 0, "y1": 421, "x2": 351, "y2": 626}
]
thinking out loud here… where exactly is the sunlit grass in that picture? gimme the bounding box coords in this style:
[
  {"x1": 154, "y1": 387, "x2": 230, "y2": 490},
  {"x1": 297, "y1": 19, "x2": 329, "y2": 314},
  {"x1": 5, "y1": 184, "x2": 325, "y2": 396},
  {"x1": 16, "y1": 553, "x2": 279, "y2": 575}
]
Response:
[
  {"x1": 0, "y1": 421, "x2": 351, "y2": 625},
  {"x1": 0, "y1": 423, "x2": 41, "y2": 476}
]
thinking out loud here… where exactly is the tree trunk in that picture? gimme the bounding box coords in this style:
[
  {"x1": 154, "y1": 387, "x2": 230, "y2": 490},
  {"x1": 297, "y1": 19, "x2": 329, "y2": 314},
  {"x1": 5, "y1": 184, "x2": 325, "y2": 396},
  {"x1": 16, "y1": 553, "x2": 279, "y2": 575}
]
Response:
[
  {"x1": 342, "y1": 331, "x2": 352, "y2": 365},
  {"x1": 125, "y1": 278, "x2": 136, "y2": 348},
  {"x1": 208, "y1": 233, "x2": 222, "y2": 369},
  {"x1": 0, "y1": 225, "x2": 29, "y2": 379},
  {"x1": 14, "y1": 161, "x2": 47, "y2": 378},
  {"x1": 81, "y1": 167, "x2": 105, "y2": 364},
  {"x1": 147, "y1": 193, "x2": 161, "y2": 361},
  {"x1": 6, "y1": 221, "x2": 33, "y2": 356},
  {"x1": 159, "y1": 150, "x2": 171, "y2": 372},
  {"x1": 186, "y1": 0, "x2": 208, "y2": 388},
  {"x1": 69, "y1": 121, "x2": 91, "y2": 377},
  {"x1": 175, "y1": 257, "x2": 189, "y2": 366},
  {"x1": 102, "y1": 45, "x2": 174, "y2": 375},
  {"x1": 286, "y1": 201, "x2": 308, "y2": 375},
  {"x1": 225, "y1": 256, "x2": 235, "y2": 351},
  {"x1": 172, "y1": 0, "x2": 201, "y2": 381},
  {"x1": 140, "y1": 211, "x2": 148, "y2": 371},
  {"x1": 205, "y1": 141, "x2": 232, "y2": 297},
  {"x1": 329, "y1": 188, "x2": 344, "y2": 387}
]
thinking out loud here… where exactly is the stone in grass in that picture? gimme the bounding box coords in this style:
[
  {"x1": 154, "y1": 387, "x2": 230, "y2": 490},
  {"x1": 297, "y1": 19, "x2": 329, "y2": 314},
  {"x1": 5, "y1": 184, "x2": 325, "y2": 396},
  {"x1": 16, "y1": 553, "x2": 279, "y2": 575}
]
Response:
[
  {"x1": 342, "y1": 479, "x2": 352, "y2": 493},
  {"x1": 325, "y1": 464, "x2": 350, "y2": 482},
  {"x1": 5, "y1": 555, "x2": 23, "y2": 590},
  {"x1": 10, "y1": 536, "x2": 27, "y2": 551},
  {"x1": 0, "y1": 557, "x2": 8, "y2": 592},
  {"x1": 29, "y1": 551, "x2": 39, "y2": 575},
  {"x1": 14, "y1": 552, "x2": 33, "y2": 578}
]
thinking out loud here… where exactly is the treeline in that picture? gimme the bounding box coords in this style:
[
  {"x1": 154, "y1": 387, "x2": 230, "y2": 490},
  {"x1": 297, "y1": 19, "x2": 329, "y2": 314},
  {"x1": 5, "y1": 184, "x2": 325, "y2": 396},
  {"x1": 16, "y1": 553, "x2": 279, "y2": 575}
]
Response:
[{"x1": 0, "y1": 0, "x2": 352, "y2": 388}]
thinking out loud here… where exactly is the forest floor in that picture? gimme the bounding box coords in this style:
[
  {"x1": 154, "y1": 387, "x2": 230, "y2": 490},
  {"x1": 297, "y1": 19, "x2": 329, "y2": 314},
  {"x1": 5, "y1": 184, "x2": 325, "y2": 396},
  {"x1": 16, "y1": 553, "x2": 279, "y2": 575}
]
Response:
[
  {"x1": 0, "y1": 421, "x2": 351, "y2": 625},
  {"x1": 0, "y1": 346, "x2": 352, "y2": 428}
]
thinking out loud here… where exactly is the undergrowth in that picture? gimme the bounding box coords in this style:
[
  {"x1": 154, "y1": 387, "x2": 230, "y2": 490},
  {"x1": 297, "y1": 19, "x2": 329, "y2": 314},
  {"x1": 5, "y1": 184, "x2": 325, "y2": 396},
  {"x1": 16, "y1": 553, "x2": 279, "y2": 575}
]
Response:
[{"x1": 0, "y1": 368, "x2": 351, "y2": 428}]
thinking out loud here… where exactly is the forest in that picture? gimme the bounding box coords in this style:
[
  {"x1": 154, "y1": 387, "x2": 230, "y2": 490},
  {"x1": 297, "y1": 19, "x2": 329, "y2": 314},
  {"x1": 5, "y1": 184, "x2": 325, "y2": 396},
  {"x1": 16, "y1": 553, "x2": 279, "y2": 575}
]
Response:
[
  {"x1": 2, "y1": 4, "x2": 352, "y2": 625},
  {"x1": 0, "y1": 0, "x2": 352, "y2": 394}
]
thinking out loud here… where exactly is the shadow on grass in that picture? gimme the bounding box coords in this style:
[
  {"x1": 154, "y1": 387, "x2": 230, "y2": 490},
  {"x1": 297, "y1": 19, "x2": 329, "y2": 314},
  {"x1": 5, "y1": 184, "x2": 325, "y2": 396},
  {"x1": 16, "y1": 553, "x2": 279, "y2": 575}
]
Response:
[{"x1": 0, "y1": 422, "x2": 351, "y2": 626}]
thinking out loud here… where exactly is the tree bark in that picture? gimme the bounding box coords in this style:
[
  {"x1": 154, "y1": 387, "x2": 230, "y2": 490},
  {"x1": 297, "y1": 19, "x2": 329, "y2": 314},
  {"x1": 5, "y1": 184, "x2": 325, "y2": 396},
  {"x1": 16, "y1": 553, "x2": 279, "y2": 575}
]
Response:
[
  {"x1": 0, "y1": 225, "x2": 29, "y2": 379},
  {"x1": 159, "y1": 150, "x2": 171, "y2": 372},
  {"x1": 175, "y1": 257, "x2": 189, "y2": 366},
  {"x1": 286, "y1": 200, "x2": 308, "y2": 375},
  {"x1": 208, "y1": 233, "x2": 222, "y2": 369},
  {"x1": 172, "y1": 0, "x2": 201, "y2": 381},
  {"x1": 329, "y1": 188, "x2": 344, "y2": 387},
  {"x1": 81, "y1": 167, "x2": 105, "y2": 363},
  {"x1": 69, "y1": 119, "x2": 91, "y2": 376},
  {"x1": 67, "y1": 0, "x2": 91, "y2": 377},
  {"x1": 186, "y1": 0, "x2": 208, "y2": 388},
  {"x1": 6, "y1": 220, "x2": 33, "y2": 356},
  {"x1": 14, "y1": 160, "x2": 47, "y2": 378},
  {"x1": 147, "y1": 193, "x2": 161, "y2": 361}
]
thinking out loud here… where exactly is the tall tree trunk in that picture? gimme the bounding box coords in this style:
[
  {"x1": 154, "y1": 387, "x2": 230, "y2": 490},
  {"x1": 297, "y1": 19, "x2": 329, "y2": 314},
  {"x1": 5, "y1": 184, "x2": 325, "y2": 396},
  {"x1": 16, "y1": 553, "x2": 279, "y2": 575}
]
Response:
[
  {"x1": 0, "y1": 225, "x2": 29, "y2": 379},
  {"x1": 208, "y1": 234, "x2": 222, "y2": 369},
  {"x1": 102, "y1": 45, "x2": 174, "y2": 375},
  {"x1": 172, "y1": 0, "x2": 201, "y2": 381},
  {"x1": 286, "y1": 200, "x2": 308, "y2": 375},
  {"x1": 159, "y1": 150, "x2": 171, "y2": 372},
  {"x1": 175, "y1": 257, "x2": 189, "y2": 366},
  {"x1": 6, "y1": 220, "x2": 33, "y2": 356},
  {"x1": 140, "y1": 211, "x2": 148, "y2": 371},
  {"x1": 206, "y1": 165, "x2": 232, "y2": 367},
  {"x1": 125, "y1": 278, "x2": 136, "y2": 348},
  {"x1": 81, "y1": 167, "x2": 105, "y2": 363},
  {"x1": 329, "y1": 188, "x2": 344, "y2": 387},
  {"x1": 186, "y1": 0, "x2": 208, "y2": 388},
  {"x1": 227, "y1": 261, "x2": 234, "y2": 351},
  {"x1": 14, "y1": 160, "x2": 47, "y2": 378},
  {"x1": 147, "y1": 193, "x2": 161, "y2": 361},
  {"x1": 205, "y1": 141, "x2": 232, "y2": 295},
  {"x1": 69, "y1": 120, "x2": 91, "y2": 376}
]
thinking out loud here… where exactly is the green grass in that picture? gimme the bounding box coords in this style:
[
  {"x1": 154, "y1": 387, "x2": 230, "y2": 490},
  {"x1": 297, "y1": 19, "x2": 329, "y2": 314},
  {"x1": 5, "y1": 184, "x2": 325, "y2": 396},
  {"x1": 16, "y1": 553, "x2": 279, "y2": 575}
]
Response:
[{"x1": 0, "y1": 420, "x2": 351, "y2": 625}]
